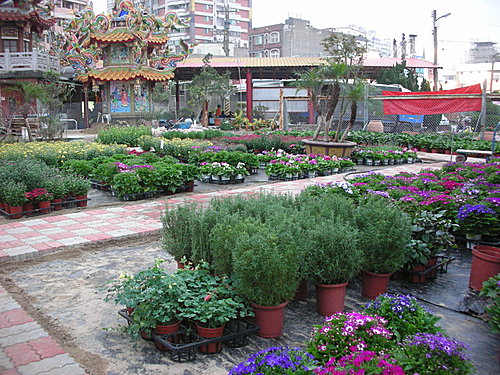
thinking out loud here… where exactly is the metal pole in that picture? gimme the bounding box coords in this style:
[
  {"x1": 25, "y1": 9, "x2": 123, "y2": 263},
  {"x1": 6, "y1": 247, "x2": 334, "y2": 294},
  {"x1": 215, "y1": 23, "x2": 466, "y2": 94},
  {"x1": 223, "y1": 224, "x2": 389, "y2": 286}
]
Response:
[
  {"x1": 432, "y1": 10, "x2": 438, "y2": 91},
  {"x1": 480, "y1": 80, "x2": 487, "y2": 139}
]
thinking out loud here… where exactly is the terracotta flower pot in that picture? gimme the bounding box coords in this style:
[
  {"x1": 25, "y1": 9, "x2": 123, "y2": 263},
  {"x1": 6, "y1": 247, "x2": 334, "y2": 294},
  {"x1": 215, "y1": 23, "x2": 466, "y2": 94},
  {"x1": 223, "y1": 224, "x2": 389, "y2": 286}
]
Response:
[
  {"x1": 427, "y1": 258, "x2": 439, "y2": 279},
  {"x1": 184, "y1": 180, "x2": 195, "y2": 193},
  {"x1": 431, "y1": 148, "x2": 439, "y2": 153},
  {"x1": 420, "y1": 148, "x2": 429, "y2": 153},
  {"x1": 196, "y1": 324, "x2": 225, "y2": 353},
  {"x1": 469, "y1": 246, "x2": 500, "y2": 291},
  {"x1": 409, "y1": 265, "x2": 427, "y2": 283},
  {"x1": 315, "y1": 282, "x2": 348, "y2": 316},
  {"x1": 250, "y1": 301, "x2": 288, "y2": 338},
  {"x1": 154, "y1": 321, "x2": 181, "y2": 351},
  {"x1": 76, "y1": 195, "x2": 88, "y2": 207},
  {"x1": 52, "y1": 198, "x2": 63, "y2": 211},
  {"x1": 0, "y1": 201, "x2": 5, "y2": 211},
  {"x1": 38, "y1": 200, "x2": 51, "y2": 214},
  {"x1": 361, "y1": 271, "x2": 392, "y2": 300}
]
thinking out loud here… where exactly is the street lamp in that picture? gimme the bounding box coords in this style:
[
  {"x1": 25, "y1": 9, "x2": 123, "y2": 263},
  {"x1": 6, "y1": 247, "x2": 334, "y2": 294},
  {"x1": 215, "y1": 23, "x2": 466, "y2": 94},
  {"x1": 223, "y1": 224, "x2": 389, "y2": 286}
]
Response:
[{"x1": 432, "y1": 10, "x2": 451, "y2": 91}]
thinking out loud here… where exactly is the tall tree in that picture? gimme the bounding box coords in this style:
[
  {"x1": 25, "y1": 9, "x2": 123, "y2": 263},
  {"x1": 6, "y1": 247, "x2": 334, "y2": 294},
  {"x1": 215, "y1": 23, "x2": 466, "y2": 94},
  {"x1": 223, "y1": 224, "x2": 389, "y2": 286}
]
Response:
[{"x1": 188, "y1": 54, "x2": 234, "y2": 126}]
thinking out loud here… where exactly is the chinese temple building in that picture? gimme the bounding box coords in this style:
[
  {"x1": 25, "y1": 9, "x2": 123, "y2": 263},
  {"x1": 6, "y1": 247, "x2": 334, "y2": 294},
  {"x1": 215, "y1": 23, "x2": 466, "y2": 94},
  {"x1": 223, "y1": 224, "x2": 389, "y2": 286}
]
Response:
[
  {"x1": 0, "y1": 0, "x2": 56, "y2": 119},
  {"x1": 64, "y1": 0, "x2": 192, "y2": 125}
]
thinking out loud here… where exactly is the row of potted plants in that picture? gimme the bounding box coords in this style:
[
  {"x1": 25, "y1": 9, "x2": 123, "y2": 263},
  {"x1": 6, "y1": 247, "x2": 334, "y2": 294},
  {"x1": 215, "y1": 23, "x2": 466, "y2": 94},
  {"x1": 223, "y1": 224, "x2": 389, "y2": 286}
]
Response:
[
  {"x1": 263, "y1": 152, "x2": 355, "y2": 180},
  {"x1": 350, "y1": 147, "x2": 419, "y2": 166},
  {"x1": 199, "y1": 162, "x2": 250, "y2": 184},
  {"x1": 0, "y1": 159, "x2": 91, "y2": 219},
  {"x1": 230, "y1": 294, "x2": 473, "y2": 374},
  {"x1": 163, "y1": 193, "x2": 413, "y2": 339}
]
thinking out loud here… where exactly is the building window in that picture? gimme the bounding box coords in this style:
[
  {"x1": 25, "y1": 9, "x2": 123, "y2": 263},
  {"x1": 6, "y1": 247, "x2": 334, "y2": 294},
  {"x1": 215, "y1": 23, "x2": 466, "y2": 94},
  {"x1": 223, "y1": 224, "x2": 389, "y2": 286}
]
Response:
[
  {"x1": 270, "y1": 32, "x2": 280, "y2": 44},
  {"x1": 253, "y1": 35, "x2": 262, "y2": 45},
  {"x1": 3, "y1": 40, "x2": 18, "y2": 52},
  {"x1": 270, "y1": 49, "x2": 280, "y2": 57}
]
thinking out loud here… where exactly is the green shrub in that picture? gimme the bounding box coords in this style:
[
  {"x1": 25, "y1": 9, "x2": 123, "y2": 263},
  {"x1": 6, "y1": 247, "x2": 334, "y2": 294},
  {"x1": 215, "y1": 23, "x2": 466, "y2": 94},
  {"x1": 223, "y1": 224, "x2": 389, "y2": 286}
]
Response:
[{"x1": 97, "y1": 126, "x2": 152, "y2": 146}]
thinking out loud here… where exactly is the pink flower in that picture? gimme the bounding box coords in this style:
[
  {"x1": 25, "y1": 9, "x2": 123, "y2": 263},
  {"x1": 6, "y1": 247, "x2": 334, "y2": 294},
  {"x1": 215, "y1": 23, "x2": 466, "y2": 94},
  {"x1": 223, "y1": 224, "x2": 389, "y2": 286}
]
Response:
[{"x1": 204, "y1": 294, "x2": 212, "y2": 302}]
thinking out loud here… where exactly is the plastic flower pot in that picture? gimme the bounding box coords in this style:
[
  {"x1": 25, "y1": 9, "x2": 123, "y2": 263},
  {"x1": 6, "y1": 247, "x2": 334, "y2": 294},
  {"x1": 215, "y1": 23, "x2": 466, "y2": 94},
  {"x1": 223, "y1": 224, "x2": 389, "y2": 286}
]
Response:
[
  {"x1": 0, "y1": 202, "x2": 4, "y2": 211},
  {"x1": 196, "y1": 324, "x2": 225, "y2": 354},
  {"x1": 154, "y1": 321, "x2": 181, "y2": 351},
  {"x1": 361, "y1": 272, "x2": 392, "y2": 300},
  {"x1": 23, "y1": 203, "x2": 35, "y2": 217},
  {"x1": 52, "y1": 199, "x2": 63, "y2": 211},
  {"x1": 315, "y1": 282, "x2": 348, "y2": 316},
  {"x1": 76, "y1": 195, "x2": 88, "y2": 207},
  {"x1": 38, "y1": 200, "x2": 51, "y2": 214},
  {"x1": 469, "y1": 246, "x2": 500, "y2": 291},
  {"x1": 250, "y1": 301, "x2": 288, "y2": 338},
  {"x1": 184, "y1": 180, "x2": 195, "y2": 193},
  {"x1": 293, "y1": 280, "x2": 308, "y2": 301},
  {"x1": 409, "y1": 265, "x2": 427, "y2": 283},
  {"x1": 8, "y1": 205, "x2": 23, "y2": 219}
]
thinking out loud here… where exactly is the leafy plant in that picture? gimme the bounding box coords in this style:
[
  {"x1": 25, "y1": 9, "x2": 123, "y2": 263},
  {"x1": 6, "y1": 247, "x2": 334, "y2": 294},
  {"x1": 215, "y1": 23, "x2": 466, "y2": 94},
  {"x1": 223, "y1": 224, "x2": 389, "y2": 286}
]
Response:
[
  {"x1": 316, "y1": 351, "x2": 404, "y2": 375},
  {"x1": 394, "y1": 333, "x2": 473, "y2": 375},
  {"x1": 479, "y1": 274, "x2": 500, "y2": 333},
  {"x1": 364, "y1": 294, "x2": 442, "y2": 341},
  {"x1": 2, "y1": 180, "x2": 28, "y2": 206}
]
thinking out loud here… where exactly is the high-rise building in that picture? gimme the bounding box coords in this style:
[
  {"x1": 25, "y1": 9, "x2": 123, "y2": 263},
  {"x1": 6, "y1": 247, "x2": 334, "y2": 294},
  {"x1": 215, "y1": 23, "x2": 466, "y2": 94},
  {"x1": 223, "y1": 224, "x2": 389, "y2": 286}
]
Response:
[
  {"x1": 107, "y1": 0, "x2": 252, "y2": 55},
  {"x1": 53, "y1": 0, "x2": 89, "y2": 32}
]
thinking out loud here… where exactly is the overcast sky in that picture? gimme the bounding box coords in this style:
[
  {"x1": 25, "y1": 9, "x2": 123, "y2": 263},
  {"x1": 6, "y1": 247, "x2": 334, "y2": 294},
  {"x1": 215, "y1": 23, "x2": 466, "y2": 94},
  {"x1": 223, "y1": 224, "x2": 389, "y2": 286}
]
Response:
[{"x1": 93, "y1": 0, "x2": 500, "y2": 66}]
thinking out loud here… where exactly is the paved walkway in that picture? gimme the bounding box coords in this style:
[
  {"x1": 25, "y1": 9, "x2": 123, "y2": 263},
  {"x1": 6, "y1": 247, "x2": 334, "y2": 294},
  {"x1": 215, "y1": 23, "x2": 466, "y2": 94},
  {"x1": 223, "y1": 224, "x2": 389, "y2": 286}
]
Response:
[{"x1": 0, "y1": 160, "x2": 448, "y2": 375}]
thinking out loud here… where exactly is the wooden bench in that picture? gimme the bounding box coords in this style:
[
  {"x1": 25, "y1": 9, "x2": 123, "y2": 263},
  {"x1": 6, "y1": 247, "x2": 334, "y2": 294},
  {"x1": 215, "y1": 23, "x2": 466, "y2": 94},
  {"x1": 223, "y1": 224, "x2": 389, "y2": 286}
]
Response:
[{"x1": 455, "y1": 149, "x2": 493, "y2": 163}]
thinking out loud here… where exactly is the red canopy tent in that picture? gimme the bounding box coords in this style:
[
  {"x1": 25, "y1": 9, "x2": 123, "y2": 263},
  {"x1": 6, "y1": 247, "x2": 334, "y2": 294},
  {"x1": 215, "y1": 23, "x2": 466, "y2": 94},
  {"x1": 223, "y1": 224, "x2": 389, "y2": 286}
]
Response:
[{"x1": 382, "y1": 84, "x2": 482, "y2": 115}]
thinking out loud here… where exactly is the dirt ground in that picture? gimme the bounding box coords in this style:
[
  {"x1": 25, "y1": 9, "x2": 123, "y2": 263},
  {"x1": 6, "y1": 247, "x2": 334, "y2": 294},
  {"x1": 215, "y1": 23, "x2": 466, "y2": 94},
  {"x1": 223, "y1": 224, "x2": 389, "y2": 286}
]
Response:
[{"x1": 1, "y1": 238, "x2": 499, "y2": 375}]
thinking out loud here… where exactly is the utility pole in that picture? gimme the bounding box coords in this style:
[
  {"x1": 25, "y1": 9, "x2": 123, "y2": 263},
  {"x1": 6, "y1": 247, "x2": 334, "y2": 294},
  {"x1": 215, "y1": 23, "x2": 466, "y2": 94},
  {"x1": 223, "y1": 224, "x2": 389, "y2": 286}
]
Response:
[
  {"x1": 216, "y1": 5, "x2": 236, "y2": 57},
  {"x1": 432, "y1": 10, "x2": 451, "y2": 91}
]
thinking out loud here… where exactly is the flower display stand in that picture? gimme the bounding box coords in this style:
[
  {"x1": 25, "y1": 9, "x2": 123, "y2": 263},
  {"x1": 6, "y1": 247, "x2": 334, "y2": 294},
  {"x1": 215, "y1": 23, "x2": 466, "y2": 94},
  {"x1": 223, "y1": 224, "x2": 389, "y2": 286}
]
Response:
[{"x1": 118, "y1": 310, "x2": 258, "y2": 362}]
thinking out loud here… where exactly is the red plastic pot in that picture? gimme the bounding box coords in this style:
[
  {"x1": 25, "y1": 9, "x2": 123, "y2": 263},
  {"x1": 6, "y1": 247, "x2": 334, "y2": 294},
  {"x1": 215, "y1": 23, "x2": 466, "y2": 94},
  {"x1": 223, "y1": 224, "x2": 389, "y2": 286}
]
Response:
[
  {"x1": 154, "y1": 321, "x2": 181, "y2": 351},
  {"x1": 469, "y1": 246, "x2": 500, "y2": 291},
  {"x1": 361, "y1": 271, "x2": 392, "y2": 300},
  {"x1": 196, "y1": 324, "x2": 225, "y2": 353},
  {"x1": 250, "y1": 301, "x2": 288, "y2": 338},
  {"x1": 185, "y1": 180, "x2": 195, "y2": 193},
  {"x1": 38, "y1": 200, "x2": 51, "y2": 214},
  {"x1": 23, "y1": 203, "x2": 35, "y2": 217},
  {"x1": 7, "y1": 205, "x2": 23, "y2": 219},
  {"x1": 409, "y1": 265, "x2": 427, "y2": 283},
  {"x1": 431, "y1": 148, "x2": 439, "y2": 153},
  {"x1": 315, "y1": 282, "x2": 348, "y2": 316},
  {"x1": 0, "y1": 201, "x2": 4, "y2": 211},
  {"x1": 76, "y1": 195, "x2": 88, "y2": 207},
  {"x1": 52, "y1": 199, "x2": 63, "y2": 211}
]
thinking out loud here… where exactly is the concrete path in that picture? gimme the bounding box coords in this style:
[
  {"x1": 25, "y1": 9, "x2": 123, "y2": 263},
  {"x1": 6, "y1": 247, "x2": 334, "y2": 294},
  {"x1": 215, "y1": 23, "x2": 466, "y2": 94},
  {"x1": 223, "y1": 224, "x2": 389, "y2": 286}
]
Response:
[{"x1": 0, "y1": 161, "x2": 448, "y2": 374}]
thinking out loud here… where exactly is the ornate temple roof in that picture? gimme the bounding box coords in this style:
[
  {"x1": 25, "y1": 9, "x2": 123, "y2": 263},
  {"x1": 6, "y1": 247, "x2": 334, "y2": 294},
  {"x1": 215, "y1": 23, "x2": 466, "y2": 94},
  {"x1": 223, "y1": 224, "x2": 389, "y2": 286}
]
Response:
[
  {"x1": 83, "y1": 66, "x2": 174, "y2": 82},
  {"x1": 0, "y1": 0, "x2": 56, "y2": 31}
]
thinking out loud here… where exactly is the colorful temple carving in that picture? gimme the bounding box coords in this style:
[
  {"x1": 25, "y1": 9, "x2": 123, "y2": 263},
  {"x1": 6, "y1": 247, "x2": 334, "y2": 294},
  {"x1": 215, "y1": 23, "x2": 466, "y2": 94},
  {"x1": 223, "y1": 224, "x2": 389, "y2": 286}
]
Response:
[{"x1": 63, "y1": 0, "x2": 193, "y2": 122}]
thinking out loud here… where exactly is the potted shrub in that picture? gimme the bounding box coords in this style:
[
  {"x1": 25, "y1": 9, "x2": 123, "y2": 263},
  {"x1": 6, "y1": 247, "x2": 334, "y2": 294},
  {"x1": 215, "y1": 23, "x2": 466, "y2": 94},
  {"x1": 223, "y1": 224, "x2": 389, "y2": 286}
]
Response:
[
  {"x1": 232, "y1": 221, "x2": 300, "y2": 338},
  {"x1": 67, "y1": 178, "x2": 91, "y2": 207},
  {"x1": 25, "y1": 188, "x2": 53, "y2": 214},
  {"x1": 354, "y1": 196, "x2": 412, "y2": 299},
  {"x1": 3, "y1": 180, "x2": 28, "y2": 219},
  {"x1": 303, "y1": 220, "x2": 363, "y2": 316},
  {"x1": 43, "y1": 177, "x2": 67, "y2": 211}
]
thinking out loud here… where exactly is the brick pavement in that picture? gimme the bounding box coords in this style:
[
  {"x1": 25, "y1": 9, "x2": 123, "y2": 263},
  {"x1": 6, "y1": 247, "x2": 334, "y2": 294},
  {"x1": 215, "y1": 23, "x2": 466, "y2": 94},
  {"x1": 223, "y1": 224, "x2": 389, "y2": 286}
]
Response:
[{"x1": 0, "y1": 160, "x2": 448, "y2": 374}]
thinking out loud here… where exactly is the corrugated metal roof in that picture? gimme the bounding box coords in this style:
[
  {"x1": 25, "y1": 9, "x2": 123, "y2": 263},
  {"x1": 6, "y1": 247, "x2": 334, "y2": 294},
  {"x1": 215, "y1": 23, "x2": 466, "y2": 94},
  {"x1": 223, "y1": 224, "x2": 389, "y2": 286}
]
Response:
[{"x1": 177, "y1": 56, "x2": 437, "y2": 69}]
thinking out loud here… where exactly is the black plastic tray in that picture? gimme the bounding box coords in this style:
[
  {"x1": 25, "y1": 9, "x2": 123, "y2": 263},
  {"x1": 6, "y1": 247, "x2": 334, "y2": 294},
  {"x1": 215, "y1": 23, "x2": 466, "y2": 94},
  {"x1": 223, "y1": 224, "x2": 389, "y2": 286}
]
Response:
[{"x1": 118, "y1": 309, "x2": 258, "y2": 362}]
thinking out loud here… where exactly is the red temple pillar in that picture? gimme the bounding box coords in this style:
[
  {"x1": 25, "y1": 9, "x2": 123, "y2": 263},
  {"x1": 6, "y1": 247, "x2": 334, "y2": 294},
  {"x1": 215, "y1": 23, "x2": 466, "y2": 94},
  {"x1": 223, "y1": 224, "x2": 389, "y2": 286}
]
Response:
[
  {"x1": 308, "y1": 88, "x2": 315, "y2": 125},
  {"x1": 83, "y1": 85, "x2": 89, "y2": 129},
  {"x1": 246, "y1": 69, "x2": 253, "y2": 122}
]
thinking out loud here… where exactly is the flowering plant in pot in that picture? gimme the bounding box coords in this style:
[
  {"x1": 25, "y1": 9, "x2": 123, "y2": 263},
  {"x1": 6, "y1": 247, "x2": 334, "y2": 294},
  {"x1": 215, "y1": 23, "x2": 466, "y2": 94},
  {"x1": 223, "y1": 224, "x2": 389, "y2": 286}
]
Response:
[
  {"x1": 24, "y1": 188, "x2": 53, "y2": 203},
  {"x1": 457, "y1": 204, "x2": 498, "y2": 237},
  {"x1": 307, "y1": 312, "x2": 395, "y2": 365},
  {"x1": 303, "y1": 220, "x2": 363, "y2": 316},
  {"x1": 393, "y1": 333, "x2": 474, "y2": 374},
  {"x1": 363, "y1": 294, "x2": 442, "y2": 341},
  {"x1": 229, "y1": 346, "x2": 318, "y2": 375},
  {"x1": 3, "y1": 180, "x2": 28, "y2": 218},
  {"x1": 315, "y1": 351, "x2": 404, "y2": 375}
]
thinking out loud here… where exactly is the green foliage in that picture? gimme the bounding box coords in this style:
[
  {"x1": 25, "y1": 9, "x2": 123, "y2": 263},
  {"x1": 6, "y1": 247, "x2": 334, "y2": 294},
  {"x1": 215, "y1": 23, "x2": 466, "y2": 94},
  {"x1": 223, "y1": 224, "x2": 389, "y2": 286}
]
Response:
[
  {"x1": 355, "y1": 196, "x2": 412, "y2": 274},
  {"x1": 479, "y1": 274, "x2": 500, "y2": 333},
  {"x1": 303, "y1": 219, "x2": 363, "y2": 285},
  {"x1": 2, "y1": 180, "x2": 28, "y2": 206},
  {"x1": 376, "y1": 60, "x2": 420, "y2": 92},
  {"x1": 364, "y1": 294, "x2": 442, "y2": 341},
  {"x1": 97, "y1": 126, "x2": 152, "y2": 147},
  {"x1": 411, "y1": 210, "x2": 457, "y2": 258}
]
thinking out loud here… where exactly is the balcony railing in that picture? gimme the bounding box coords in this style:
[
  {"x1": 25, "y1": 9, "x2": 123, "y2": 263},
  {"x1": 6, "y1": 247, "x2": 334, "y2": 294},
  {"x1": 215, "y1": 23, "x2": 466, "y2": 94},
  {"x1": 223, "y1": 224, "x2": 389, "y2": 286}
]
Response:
[{"x1": 0, "y1": 49, "x2": 60, "y2": 72}]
